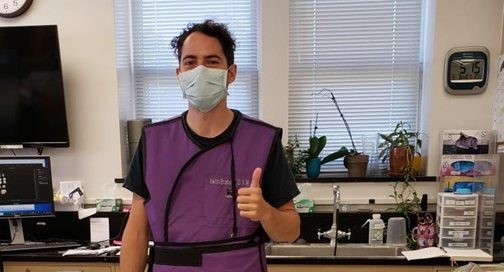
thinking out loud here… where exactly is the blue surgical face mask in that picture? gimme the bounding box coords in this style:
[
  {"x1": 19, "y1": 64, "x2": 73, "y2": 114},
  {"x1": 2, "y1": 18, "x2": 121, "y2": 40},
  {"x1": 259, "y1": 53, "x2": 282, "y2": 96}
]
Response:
[{"x1": 177, "y1": 65, "x2": 229, "y2": 113}]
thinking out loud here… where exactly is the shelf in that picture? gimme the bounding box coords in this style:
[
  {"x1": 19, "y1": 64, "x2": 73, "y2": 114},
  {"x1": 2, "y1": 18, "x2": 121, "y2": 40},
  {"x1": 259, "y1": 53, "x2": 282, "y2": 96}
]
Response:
[{"x1": 295, "y1": 173, "x2": 437, "y2": 183}]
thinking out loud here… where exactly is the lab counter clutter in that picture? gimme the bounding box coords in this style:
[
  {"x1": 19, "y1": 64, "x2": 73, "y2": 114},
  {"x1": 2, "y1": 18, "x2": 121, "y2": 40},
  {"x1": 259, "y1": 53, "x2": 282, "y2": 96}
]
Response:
[{"x1": 1, "y1": 211, "x2": 504, "y2": 271}]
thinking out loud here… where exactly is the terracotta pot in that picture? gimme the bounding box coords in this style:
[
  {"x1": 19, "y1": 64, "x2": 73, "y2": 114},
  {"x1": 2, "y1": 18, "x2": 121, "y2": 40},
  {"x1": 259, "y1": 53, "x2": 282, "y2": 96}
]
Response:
[
  {"x1": 389, "y1": 147, "x2": 413, "y2": 176},
  {"x1": 344, "y1": 154, "x2": 369, "y2": 177}
]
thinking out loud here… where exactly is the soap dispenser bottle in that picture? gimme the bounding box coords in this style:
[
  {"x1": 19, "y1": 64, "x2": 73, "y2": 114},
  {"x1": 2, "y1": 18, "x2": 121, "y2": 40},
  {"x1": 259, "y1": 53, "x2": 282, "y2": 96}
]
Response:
[{"x1": 362, "y1": 213, "x2": 385, "y2": 245}]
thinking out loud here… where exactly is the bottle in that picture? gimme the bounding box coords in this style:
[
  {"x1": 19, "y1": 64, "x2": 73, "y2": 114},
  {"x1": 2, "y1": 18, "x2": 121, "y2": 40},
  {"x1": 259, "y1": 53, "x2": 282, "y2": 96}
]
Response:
[{"x1": 362, "y1": 213, "x2": 385, "y2": 245}]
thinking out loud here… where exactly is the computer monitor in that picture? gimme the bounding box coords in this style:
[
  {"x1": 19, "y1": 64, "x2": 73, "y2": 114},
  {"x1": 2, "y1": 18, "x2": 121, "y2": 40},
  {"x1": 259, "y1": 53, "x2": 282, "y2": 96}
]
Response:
[{"x1": 0, "y1": 156, "x2": 54, "y2": 244}]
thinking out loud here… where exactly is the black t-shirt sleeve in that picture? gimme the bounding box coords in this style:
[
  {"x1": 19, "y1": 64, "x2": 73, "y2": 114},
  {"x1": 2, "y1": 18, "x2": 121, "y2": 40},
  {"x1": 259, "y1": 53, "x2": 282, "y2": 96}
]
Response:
[
  {"x1": 261, "y1": 129, "x2": 300, "y2": 208},
  {"x1": 123, "y1": 135, "x2": 150, "y2": 200}
]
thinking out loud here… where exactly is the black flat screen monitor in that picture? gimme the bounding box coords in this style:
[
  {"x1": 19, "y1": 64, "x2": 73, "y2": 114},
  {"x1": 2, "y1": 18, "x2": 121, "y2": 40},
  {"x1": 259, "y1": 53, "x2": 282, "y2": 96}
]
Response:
[
  {"x1": 0, "y1": 156, "x2": 54, "y2": 244},
  {"x1": 0, "y1": 25, "x2": 69, "y2": 147}
]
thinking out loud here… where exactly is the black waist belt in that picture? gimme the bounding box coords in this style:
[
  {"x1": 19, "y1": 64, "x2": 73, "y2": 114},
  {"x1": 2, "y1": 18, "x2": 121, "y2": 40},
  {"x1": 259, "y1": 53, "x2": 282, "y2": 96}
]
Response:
[{"x1": 152, "y1": 239, "x2": 262, "y2": 267}]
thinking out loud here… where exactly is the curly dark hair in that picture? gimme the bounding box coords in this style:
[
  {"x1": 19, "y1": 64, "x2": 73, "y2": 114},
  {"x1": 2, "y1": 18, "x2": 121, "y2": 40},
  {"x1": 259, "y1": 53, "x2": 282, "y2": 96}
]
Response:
[{"x1": 171, "y1": 20, "x2": 236, "y2": 66}]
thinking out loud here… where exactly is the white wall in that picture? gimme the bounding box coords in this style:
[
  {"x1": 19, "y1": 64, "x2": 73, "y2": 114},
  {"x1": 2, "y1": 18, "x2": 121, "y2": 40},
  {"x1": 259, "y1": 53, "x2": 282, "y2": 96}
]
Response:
[
  {"x1": 258, "y1": 0, "x2": 290, "y2": 133},
  {"x1": 0, "y1": 0, "x2": 130, "y2": 201},
  {"x1": 1, "y1": 0, "x2": 503, "y2": 204},
  {"x1": 421, "y1": 0, "x2": 504, "y2": 177}
]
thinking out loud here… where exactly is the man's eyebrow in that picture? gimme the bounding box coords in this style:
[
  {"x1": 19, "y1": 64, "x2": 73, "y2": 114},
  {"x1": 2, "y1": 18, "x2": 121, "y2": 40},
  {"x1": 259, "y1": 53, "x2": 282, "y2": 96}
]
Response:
[
  {"x1": 204, "y1": 55, "x2": 222, "y2": 60},
  {"x1": 182, "y1": 55, "x2": 197, "y2": 61}
]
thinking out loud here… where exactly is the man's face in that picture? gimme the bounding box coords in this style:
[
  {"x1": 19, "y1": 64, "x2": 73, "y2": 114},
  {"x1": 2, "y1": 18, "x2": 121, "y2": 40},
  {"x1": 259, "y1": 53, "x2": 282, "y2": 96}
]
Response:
[{"x1": 176, "y1": 32, "x2": 236, "y2": 85}]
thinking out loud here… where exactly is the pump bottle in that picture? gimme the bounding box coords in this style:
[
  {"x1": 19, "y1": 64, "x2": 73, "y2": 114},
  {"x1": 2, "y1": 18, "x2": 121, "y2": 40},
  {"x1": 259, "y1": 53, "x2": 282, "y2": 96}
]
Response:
[{"x1": 362, "y1": 213, "x2": 385, "y2": 245}]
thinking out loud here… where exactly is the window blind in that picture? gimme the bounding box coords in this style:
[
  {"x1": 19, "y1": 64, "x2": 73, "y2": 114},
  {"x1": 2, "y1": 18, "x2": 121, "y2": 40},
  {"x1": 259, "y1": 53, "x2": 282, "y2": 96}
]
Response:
[
  {"x1": 289, "y1": 0, "x2": 423, "y2": 172},
  {"x1": 116, "y1": 0, "x2": 258, "y2": 122}
]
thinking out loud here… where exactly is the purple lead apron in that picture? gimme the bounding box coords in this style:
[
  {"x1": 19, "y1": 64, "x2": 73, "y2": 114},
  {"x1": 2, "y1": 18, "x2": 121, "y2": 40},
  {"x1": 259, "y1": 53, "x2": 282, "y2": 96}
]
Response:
[{"x1": 143, "y1": 114, "x2": 277, "y2": 272}]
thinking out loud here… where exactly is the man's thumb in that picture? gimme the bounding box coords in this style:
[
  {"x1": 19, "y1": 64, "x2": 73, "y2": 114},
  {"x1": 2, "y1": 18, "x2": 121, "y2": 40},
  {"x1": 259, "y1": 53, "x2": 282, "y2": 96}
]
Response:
[{"x1": 250, "y1": 167, "x2": 262, "y2": 188}]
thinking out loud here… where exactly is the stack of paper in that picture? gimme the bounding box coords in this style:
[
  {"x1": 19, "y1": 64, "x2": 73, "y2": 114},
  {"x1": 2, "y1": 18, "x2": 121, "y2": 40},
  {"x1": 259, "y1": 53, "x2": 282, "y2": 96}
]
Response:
[{"x1": 402, "y1": 247, "x2": 493, "y2": 262}]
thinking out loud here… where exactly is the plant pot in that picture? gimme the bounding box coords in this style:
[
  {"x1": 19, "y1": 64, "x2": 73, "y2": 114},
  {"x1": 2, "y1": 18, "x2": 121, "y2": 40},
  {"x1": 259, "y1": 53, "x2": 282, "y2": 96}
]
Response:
[
  {"x1": 343, "y1": 154, "x2": 369, "y2": 177},
  {"x1": 389, "y1": 147, "x2": 413, "y2": 176},
  {"x1": 305, "y1": 157, "x2": 321, "y2": 178}
]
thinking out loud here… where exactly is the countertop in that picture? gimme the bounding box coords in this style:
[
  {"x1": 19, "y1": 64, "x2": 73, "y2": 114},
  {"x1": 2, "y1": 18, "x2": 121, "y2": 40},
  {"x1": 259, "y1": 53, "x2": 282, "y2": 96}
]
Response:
[
  {"x1": 0, "y1": 249, "x2": 120, "y2": 263},
  {"x1": 3, "y1": 248, "x2": 501, "y2": 266}
]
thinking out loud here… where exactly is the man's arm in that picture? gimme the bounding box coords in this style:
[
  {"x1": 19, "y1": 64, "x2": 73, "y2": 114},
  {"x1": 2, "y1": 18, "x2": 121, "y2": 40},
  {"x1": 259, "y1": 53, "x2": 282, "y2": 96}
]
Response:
[
  {"x1": 237, "y1": 168, "x2": 300, "y2": 242},
  {"x1": 120, "y1": 193, "x2": 150, "y2": 272},
  {"x1": 258, "y1": 199, "x2": 300, "y2": 242}
]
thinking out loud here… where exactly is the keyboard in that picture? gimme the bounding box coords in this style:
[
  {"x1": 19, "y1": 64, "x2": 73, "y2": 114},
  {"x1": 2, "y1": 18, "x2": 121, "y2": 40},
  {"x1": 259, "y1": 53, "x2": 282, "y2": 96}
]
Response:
[{"x1": 0, "y1": 241, "x2": 81, "y2": 252}]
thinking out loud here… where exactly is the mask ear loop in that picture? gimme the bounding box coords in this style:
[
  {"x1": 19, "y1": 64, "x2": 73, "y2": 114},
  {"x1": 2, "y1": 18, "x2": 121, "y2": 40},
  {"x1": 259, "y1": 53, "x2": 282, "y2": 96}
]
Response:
[
  {"x1": 224, "y1": 66, "x2": 232, "y2": 93},
  {"x1": 177, "y1": 69, "x2": 187, "y2": 98}
]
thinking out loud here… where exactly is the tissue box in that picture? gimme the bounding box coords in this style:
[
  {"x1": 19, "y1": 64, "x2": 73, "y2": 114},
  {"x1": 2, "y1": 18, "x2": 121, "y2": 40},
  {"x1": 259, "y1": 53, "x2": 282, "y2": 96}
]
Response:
[
  {"x1": 96, "y1": 199, "x2": 123, "y2": 212},
  {"x1": 294, "y1": 199, "x2": 314, "y2": 213}
]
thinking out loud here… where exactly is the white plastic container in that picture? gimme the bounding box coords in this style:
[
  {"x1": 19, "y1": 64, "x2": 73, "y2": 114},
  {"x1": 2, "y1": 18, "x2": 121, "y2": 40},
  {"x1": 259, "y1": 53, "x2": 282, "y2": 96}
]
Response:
[{"x1": 363, "y1": 213, "x2": 385, "y2": 245}]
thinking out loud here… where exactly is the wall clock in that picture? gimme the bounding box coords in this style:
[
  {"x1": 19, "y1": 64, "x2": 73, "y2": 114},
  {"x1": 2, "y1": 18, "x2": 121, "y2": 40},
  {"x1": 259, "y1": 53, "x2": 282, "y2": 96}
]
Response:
[
  {"x1": 444, "y1": 46, "x2": 489, "y2": 95},
  {"x1": 0, "y1": 0, "x2": 33, "y2": 18}
]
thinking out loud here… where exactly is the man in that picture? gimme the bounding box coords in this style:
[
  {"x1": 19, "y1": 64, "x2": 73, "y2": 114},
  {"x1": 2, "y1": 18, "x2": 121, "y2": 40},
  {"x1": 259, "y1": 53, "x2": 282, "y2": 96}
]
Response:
[{"x1": 120, "y1": 20, "x2": 300, "y2": 272}]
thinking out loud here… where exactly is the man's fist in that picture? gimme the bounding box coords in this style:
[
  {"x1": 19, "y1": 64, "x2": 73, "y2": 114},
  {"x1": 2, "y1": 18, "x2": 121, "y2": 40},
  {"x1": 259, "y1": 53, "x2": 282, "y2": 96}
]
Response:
[{"x1": 237, "y1": 167, "x2": 272, "y2": 222}]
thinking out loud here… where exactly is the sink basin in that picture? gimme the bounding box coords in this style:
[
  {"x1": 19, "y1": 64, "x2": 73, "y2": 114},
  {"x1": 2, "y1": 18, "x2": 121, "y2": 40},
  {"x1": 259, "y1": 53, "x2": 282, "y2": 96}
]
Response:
[{"x1": 265, "y1": 243, "x2": 407, "y2": 259}]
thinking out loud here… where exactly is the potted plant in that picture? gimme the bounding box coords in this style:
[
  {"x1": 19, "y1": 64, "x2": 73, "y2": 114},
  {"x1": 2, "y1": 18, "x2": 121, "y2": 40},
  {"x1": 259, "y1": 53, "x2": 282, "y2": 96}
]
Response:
[
  {"x1": 316, "y1": 89, "x2": 369, "y2": 177},
  {"x1": 378, "y1": 121, "x2": 421, "y2": 176},
  {"x1": 300, "y1": 114, "x2": 349, "y2": 178},
  {"x1": 389, "y1": 177, "x2": 421, "y2": 249},
  {"x1": 284, "y1": 134, "x2": 304, "y2": 178},
  {"x1": 379, "y1": 121, "x2": 421, "y2": 249}
]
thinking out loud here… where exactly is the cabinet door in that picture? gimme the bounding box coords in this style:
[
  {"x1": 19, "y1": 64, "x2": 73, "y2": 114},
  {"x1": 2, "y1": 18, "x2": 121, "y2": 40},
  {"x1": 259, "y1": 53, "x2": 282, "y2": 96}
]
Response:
[
  {"x1": 432, "y1": 268, "x2": 454, "y2": 272},
  {"x1": 4, "y1": 262, "x2": 115, "y2": 272},
  {"x1": 267, "y1": 264, "x2": 433, "y2": 272}
]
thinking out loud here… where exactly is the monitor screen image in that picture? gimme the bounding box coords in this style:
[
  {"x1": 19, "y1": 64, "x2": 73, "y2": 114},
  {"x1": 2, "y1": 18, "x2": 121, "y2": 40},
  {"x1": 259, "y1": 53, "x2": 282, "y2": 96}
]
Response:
[
  {"x1": 0, "y1": 156, "x2": 54, "y2": 218},
  {"x1": 0, "y1": 25, "x2": 69, "y2": 147},
  {"x1": 0, "y1": 156, "x2": 54, "y2": 244}
]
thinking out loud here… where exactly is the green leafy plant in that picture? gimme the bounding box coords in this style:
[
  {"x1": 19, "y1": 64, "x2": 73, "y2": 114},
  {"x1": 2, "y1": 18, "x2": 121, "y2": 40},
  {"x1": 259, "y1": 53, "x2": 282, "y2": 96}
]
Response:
[
  {"x1": 301, "y1": 113, "x2": 349, "y2": 164},
  {"x1": 380, "y1": 122, "x2": 422, "y2": 249},
  {"x1": 390, "y1": 176, "x2": 420, "y2": 250},
  {"x1": 309, "y1": 89, "x2": 370, "y2": 177},
  {"x1": 316, "y1": 89, "x2": 360, "y2": 156},
  {"x1": 389, "y1": 179, "x2": 420, "y2": 214},
  {"x1": 379, "y1": 121, "x2": 421, "y2": 211},
  {"x1": 285, "y1": 134, "x2": 304, "y2": 177},
  {"x1": 378, "y1": 121, "x2": 421, "y2": 163}
]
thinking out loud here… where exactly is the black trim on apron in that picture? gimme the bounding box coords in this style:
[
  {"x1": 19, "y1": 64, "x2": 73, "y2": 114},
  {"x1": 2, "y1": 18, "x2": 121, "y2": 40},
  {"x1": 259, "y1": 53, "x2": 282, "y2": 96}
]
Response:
[{"x1": 152, "y1": 237, "x2": 262, "y2": 267}]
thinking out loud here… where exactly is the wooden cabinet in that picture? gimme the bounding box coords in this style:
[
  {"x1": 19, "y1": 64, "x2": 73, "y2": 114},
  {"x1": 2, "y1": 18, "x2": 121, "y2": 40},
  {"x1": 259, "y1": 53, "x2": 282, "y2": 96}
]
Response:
[
  {"x1": 3, "y1": 262, "x2": 116, "y2": 272},
  {"x1": 432, "y1": 268, "x2": 454, "y2": 272}
]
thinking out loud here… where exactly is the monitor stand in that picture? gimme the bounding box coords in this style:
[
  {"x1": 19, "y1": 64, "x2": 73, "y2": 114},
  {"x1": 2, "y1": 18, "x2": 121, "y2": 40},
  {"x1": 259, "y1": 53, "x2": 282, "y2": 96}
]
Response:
[{"x1": 8, "y1": 218, "x2": 25, "y2": 244}]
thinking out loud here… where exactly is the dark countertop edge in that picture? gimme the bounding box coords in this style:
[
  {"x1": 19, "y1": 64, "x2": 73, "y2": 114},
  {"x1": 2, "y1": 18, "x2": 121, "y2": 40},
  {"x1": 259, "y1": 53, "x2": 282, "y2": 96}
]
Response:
[
  {"x1": 2, "y1": 253, "x2": 500, "y2": 266},
  {"x1": 266, "y1": 257, "x2": 452, "y2": 265},
  {"x1": 0, "y1": 254, "x2": 120, "y2": 263},
  {"x1": 296, "y1": 175, "x2": 437, "y2": 183},
  {"x1": 0, "y1": 254, "x2": 456, "y2": 266}
]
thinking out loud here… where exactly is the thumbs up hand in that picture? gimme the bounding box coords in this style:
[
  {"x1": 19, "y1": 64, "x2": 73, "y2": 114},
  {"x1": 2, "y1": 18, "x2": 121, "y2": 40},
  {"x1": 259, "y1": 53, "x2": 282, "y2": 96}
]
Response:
[{"x1": 237, "y1": 167, "x2": 272, "y2": 222}]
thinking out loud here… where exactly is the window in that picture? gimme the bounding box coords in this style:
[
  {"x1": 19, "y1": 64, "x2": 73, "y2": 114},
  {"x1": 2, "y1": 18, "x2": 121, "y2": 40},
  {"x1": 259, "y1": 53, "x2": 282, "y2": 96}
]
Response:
[
  {"x1": 115, "y1": 0, "x2": 258, "y2": 122},
  {"x1": 289, "y1": 0, "x2": 423, "y2": 171}
]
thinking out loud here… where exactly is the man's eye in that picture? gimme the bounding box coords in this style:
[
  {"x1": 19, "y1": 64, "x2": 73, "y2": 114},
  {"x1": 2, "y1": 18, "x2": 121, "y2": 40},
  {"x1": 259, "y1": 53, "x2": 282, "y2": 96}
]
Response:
[{"x1": 206, "y1": 60, "x2": 221, "y2": 67}]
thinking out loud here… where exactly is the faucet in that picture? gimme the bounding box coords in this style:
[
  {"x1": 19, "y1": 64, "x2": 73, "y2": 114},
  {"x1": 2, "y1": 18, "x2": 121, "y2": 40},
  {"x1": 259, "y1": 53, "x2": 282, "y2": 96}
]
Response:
[{"x1": 317, "y1": 185, "x2": 351, "y2": 246}]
